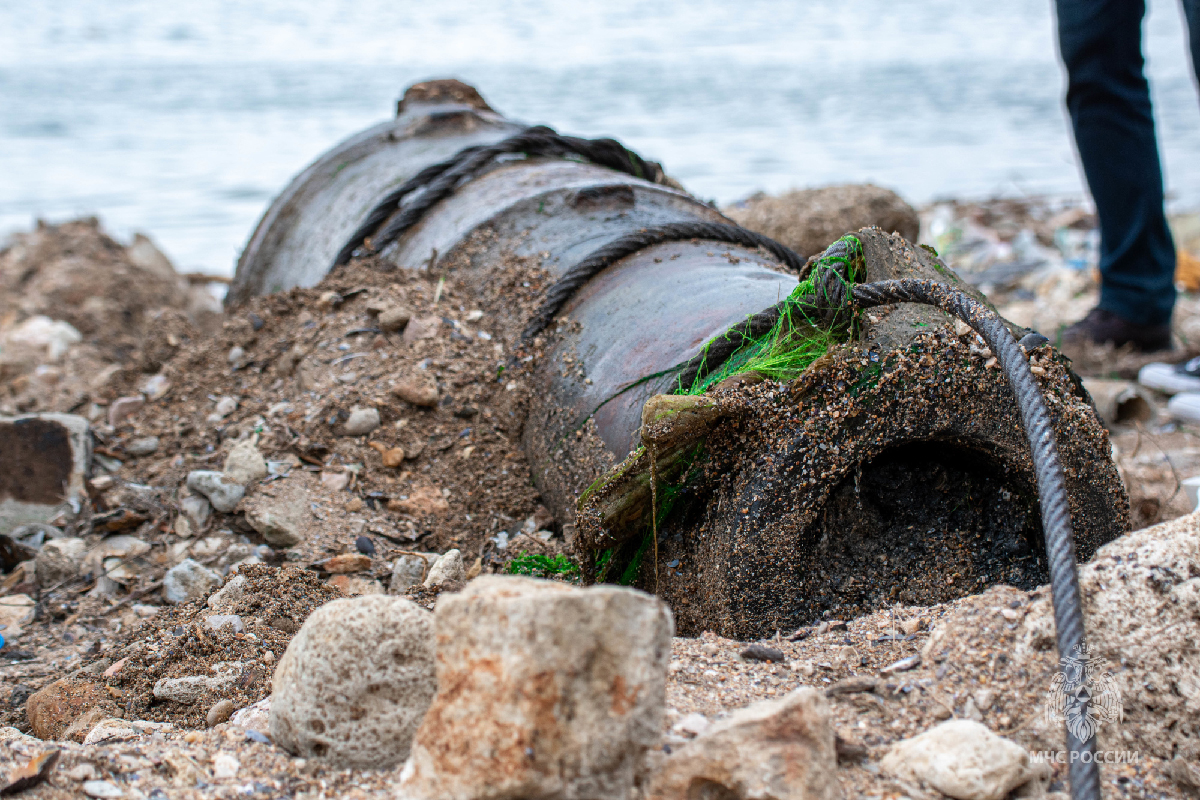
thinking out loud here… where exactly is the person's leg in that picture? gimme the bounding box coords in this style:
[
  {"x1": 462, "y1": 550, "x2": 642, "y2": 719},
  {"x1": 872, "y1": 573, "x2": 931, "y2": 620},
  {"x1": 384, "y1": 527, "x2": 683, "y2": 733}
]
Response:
[
  {"x1": 1056, "y1": 0, "x2": 1175, "y2": 342},
  {"x1": 1184, "y1": 0, "x2": 1200, "y2": 90}
]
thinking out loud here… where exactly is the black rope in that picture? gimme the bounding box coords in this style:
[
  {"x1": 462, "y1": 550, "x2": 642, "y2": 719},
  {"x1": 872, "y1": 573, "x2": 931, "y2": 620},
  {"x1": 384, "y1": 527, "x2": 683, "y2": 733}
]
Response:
[
  {"x1": 521, "y1": 222, "x2": 810, "y2": 340},
  {"x1": 332, "y1": 125, "x2": 666, "y2": 268}
]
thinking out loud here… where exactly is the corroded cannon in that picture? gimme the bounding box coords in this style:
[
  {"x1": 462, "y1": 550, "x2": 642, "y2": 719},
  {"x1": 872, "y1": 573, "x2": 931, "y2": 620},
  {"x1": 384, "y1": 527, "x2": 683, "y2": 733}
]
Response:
[{"x1": 233, "y1": 79, "x2": 1128, "y2": 639}]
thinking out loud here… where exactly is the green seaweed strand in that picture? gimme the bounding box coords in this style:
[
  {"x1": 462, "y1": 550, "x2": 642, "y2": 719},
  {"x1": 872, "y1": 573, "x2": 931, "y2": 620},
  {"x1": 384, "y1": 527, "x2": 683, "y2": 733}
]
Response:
[{"x1": 678, "y1": 235, "x2": 862, "y2": 395}]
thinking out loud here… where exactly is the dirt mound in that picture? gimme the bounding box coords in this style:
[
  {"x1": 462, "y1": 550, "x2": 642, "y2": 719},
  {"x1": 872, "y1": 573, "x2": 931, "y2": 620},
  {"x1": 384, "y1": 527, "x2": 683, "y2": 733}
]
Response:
[
  {"x1": 84, "y1": 564, "x2": 341, "y2": 729},
  {"x1": 0, "y1": 218, "x2": 223, "y2": 415},
  {"x1": 96, "y1": 251, "x2": 554, "y2": 568},
  {"x1": 725, "y1": 184, "x2": 919, "y2": 259}
]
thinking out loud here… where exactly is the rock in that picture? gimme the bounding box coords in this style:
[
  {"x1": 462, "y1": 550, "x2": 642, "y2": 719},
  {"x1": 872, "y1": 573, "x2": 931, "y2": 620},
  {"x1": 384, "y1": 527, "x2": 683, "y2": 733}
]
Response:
[
  {"x1": 229, "y1": 698, "x2": 270, "y2": 735},
  {"x1": 647, "y1": 688, "x2": 841, "y2": 800},
  {"x1": 880, "y1": 720, "x2": 1041, "y2": 800},
  {"x1": 186, "y1": 470, "x2": 245, "y2": 514},
  {"x1": 741, "y1": 643, "x2": 786, "y2": 662},
  {"x1": 125, "y1": 436, "x2": 159, "y2": 457},
  {"x1": 402, "y1": 315, "x2": 441, "y2": 344},
  {"x1": 205, "y1": 614, "x2": 245, "y2": 634},
  {"x1": 398, "y1": 576, "x2": 674, "y2": 800},
  {"x1": 107, "y1": 395, "x2": 144, "y2": 427},
  {"x1": 317, "y1": 553, "x2": 372, "y2": 574},
  {"x1": 82, "y1": 718, "x2": 172, "y2": 746},
  {"x1": 65, "y1": 763, "x2": 98, "y2": 781},
  {"x1": 270, "y1": 595, "x2": 436, "y2": 769},
  {"x1": 3, "y1": 315, "x2": 81, "y2": 361},
  {"x1": 673, "y1": 712, "x2": 710, "y2": 738},
  {"x1": 423, "y1": 549, "x2": 464, "y2": 591},
  {"x1": 377, "y1": 305, "x2": 412, "y2": 332},
  {"x1": 355, "y1": 535, "x2": 375, "y2": 556},
  {"x1": 0, "y1": 594, "x2": 35, "y2": 640},
  {"x1": 223, "y1": 439, "x2": 268, "y2": 485},
  {"x1": 26, "y1": 675, "x2": 113, "y2": 740},
  {"x1": 62, "y1": 706, "x2": 108, "y2": 743},
  {"x1": 214, "y1": 396, "x2": 238, "y2": 418},
  {"x1": 212, "y1": 752, "x2": 240, "y2": 779},
  {"x1": 162, "y1": 558, "x2": 221, "y2": 604},
  {"x1": 244, "y1": 489, "x2": 308, "y2": 547},
  {"x1": 34, "y1": 537, "x2": 87, "y2": 586},
  {"x1": 725, "y1": 184, "x2": 920, "y2": 259},
  {"x1": 328, "y1": 574, "x2": 384, "y2": 595},
  {"x1": 368, "y1": 441, "x2": 406, "y2": 467},
  {"x1": 0, "y1": 413, "x2": 91, "y2": 535},
  {"x1": 319, "y1": 470, "x2": 350, "y2": 492},
  {"x1": 153, "y1": 665, "x2": 239, "y2": 704},
  {"x1": 389, "y1": 485, "x2": 449, "y2": 517},
  {"x1": 82, "y1": 780, "x2": 124, "y2": 798},
  {"x1": 139, "y1": 373, "x2": 171, "y2": 401},
  {"x1": 207, "y1": 573, "x2": 246, "y2": 613},
  {"x1": 392, "y1": 372, "x2": 439, "y2": 407},
  {"x1": 390, "y1": 553, "x2": 436, "y2": 593},
  {"x1": 207, "y1": 699, "x2": 235, "y2": 727},
  {"x1": 343, "y1": 406, "x2": 381, "y2": 436},
  {"x1": 180, "y1": 495, "x2": 211, "y2": 533}
]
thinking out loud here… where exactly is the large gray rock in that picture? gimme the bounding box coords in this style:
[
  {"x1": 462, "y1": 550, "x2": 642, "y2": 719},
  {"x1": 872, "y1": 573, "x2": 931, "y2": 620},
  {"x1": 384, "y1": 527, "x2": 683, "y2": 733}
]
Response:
[
  {"x1": 186, "y1": 470, "x2": 245, "y2": 514},
  {"x1": 223, "y1": 439, "x2": 268, "y2": 485},
  {"x1": 724, "y1": 184, "x2": 920, "y2": 259},
  {"x1": 647, "y1": 687, "x2": 842, "y2": 800},
  {"x1": 162, "y1": 558, "x2": 221, "y2": 604},
  {"x1": 398, "y1": 575, "x2": 674, "y2": 800},
  {"x1": 880, "y1": 720, "x2": 1044, "y2": 800},
  {"x1": 0, "y1": 413, "x2": 91, "y2": 535},
  {"x1": 270, "y1": 595, "x2": 436, "y2": 769}
]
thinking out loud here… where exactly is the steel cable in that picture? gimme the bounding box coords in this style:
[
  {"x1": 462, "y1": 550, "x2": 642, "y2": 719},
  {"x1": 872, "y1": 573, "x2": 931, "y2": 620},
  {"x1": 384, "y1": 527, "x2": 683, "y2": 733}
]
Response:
[{"x1": 332, "y1": 125, "x2": 666, "y2": 268}]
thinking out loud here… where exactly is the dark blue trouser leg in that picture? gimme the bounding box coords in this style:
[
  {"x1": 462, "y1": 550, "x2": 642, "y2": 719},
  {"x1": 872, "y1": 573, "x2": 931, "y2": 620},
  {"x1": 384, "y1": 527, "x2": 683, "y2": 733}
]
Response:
[
  {"x1": 1185, "y1": 0, "x2": 1200, "y2": 93},
  {"x1": 1056, "y1": 0, "x2": 1176, "y2": 327}
]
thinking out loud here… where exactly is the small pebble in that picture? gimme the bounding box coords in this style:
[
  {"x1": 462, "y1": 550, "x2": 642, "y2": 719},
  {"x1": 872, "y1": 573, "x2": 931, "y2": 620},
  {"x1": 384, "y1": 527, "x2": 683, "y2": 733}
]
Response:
[
  {"x1": 355, "y1": 536, "x2": 376, "y2": 556},
  {"x1": 82, "y1": 781, "x2": 124, "y2": 799},
  {"x1": 245, "y1": 729, "x2": 271, "y2": 744},
  {"x1": 207, "y1": 699, "x2": 235, "y2": 727},
  {"x1": 741, "y1": 643, "x2": 786, "y2": 662}
]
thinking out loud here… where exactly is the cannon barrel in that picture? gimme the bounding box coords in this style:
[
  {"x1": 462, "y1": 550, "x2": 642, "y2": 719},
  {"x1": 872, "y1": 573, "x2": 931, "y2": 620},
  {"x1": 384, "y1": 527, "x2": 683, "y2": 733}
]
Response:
[{"x1": 232, "y1": 79, "x2": 1128, "y2": 639}]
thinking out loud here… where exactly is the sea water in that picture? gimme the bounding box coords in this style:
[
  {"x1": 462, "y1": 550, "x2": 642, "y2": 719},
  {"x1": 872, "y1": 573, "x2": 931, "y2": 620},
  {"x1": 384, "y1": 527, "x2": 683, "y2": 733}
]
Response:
[{"x1": 1, "y1": 0, "x2": 1197, "y2": 276}]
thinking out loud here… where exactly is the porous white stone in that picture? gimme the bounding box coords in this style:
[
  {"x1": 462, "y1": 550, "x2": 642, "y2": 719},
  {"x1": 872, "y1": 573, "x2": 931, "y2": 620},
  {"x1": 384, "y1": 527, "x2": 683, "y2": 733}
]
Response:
[{"x1": 270, "y1": 594, "x2": 436, "y2": 769}]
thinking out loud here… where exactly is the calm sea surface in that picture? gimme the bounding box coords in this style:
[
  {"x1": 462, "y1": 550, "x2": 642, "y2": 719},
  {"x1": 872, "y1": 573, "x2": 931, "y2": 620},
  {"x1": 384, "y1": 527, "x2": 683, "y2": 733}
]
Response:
[{"x1": 2, "y1": 0, "x2": 1197, "y2": 275}]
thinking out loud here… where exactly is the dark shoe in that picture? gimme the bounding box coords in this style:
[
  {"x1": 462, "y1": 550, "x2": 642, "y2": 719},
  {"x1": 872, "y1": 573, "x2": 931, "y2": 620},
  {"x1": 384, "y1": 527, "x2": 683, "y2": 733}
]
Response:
[{"x1": 1060, "y1": 307, "x2": 1171, "y2": 352}]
